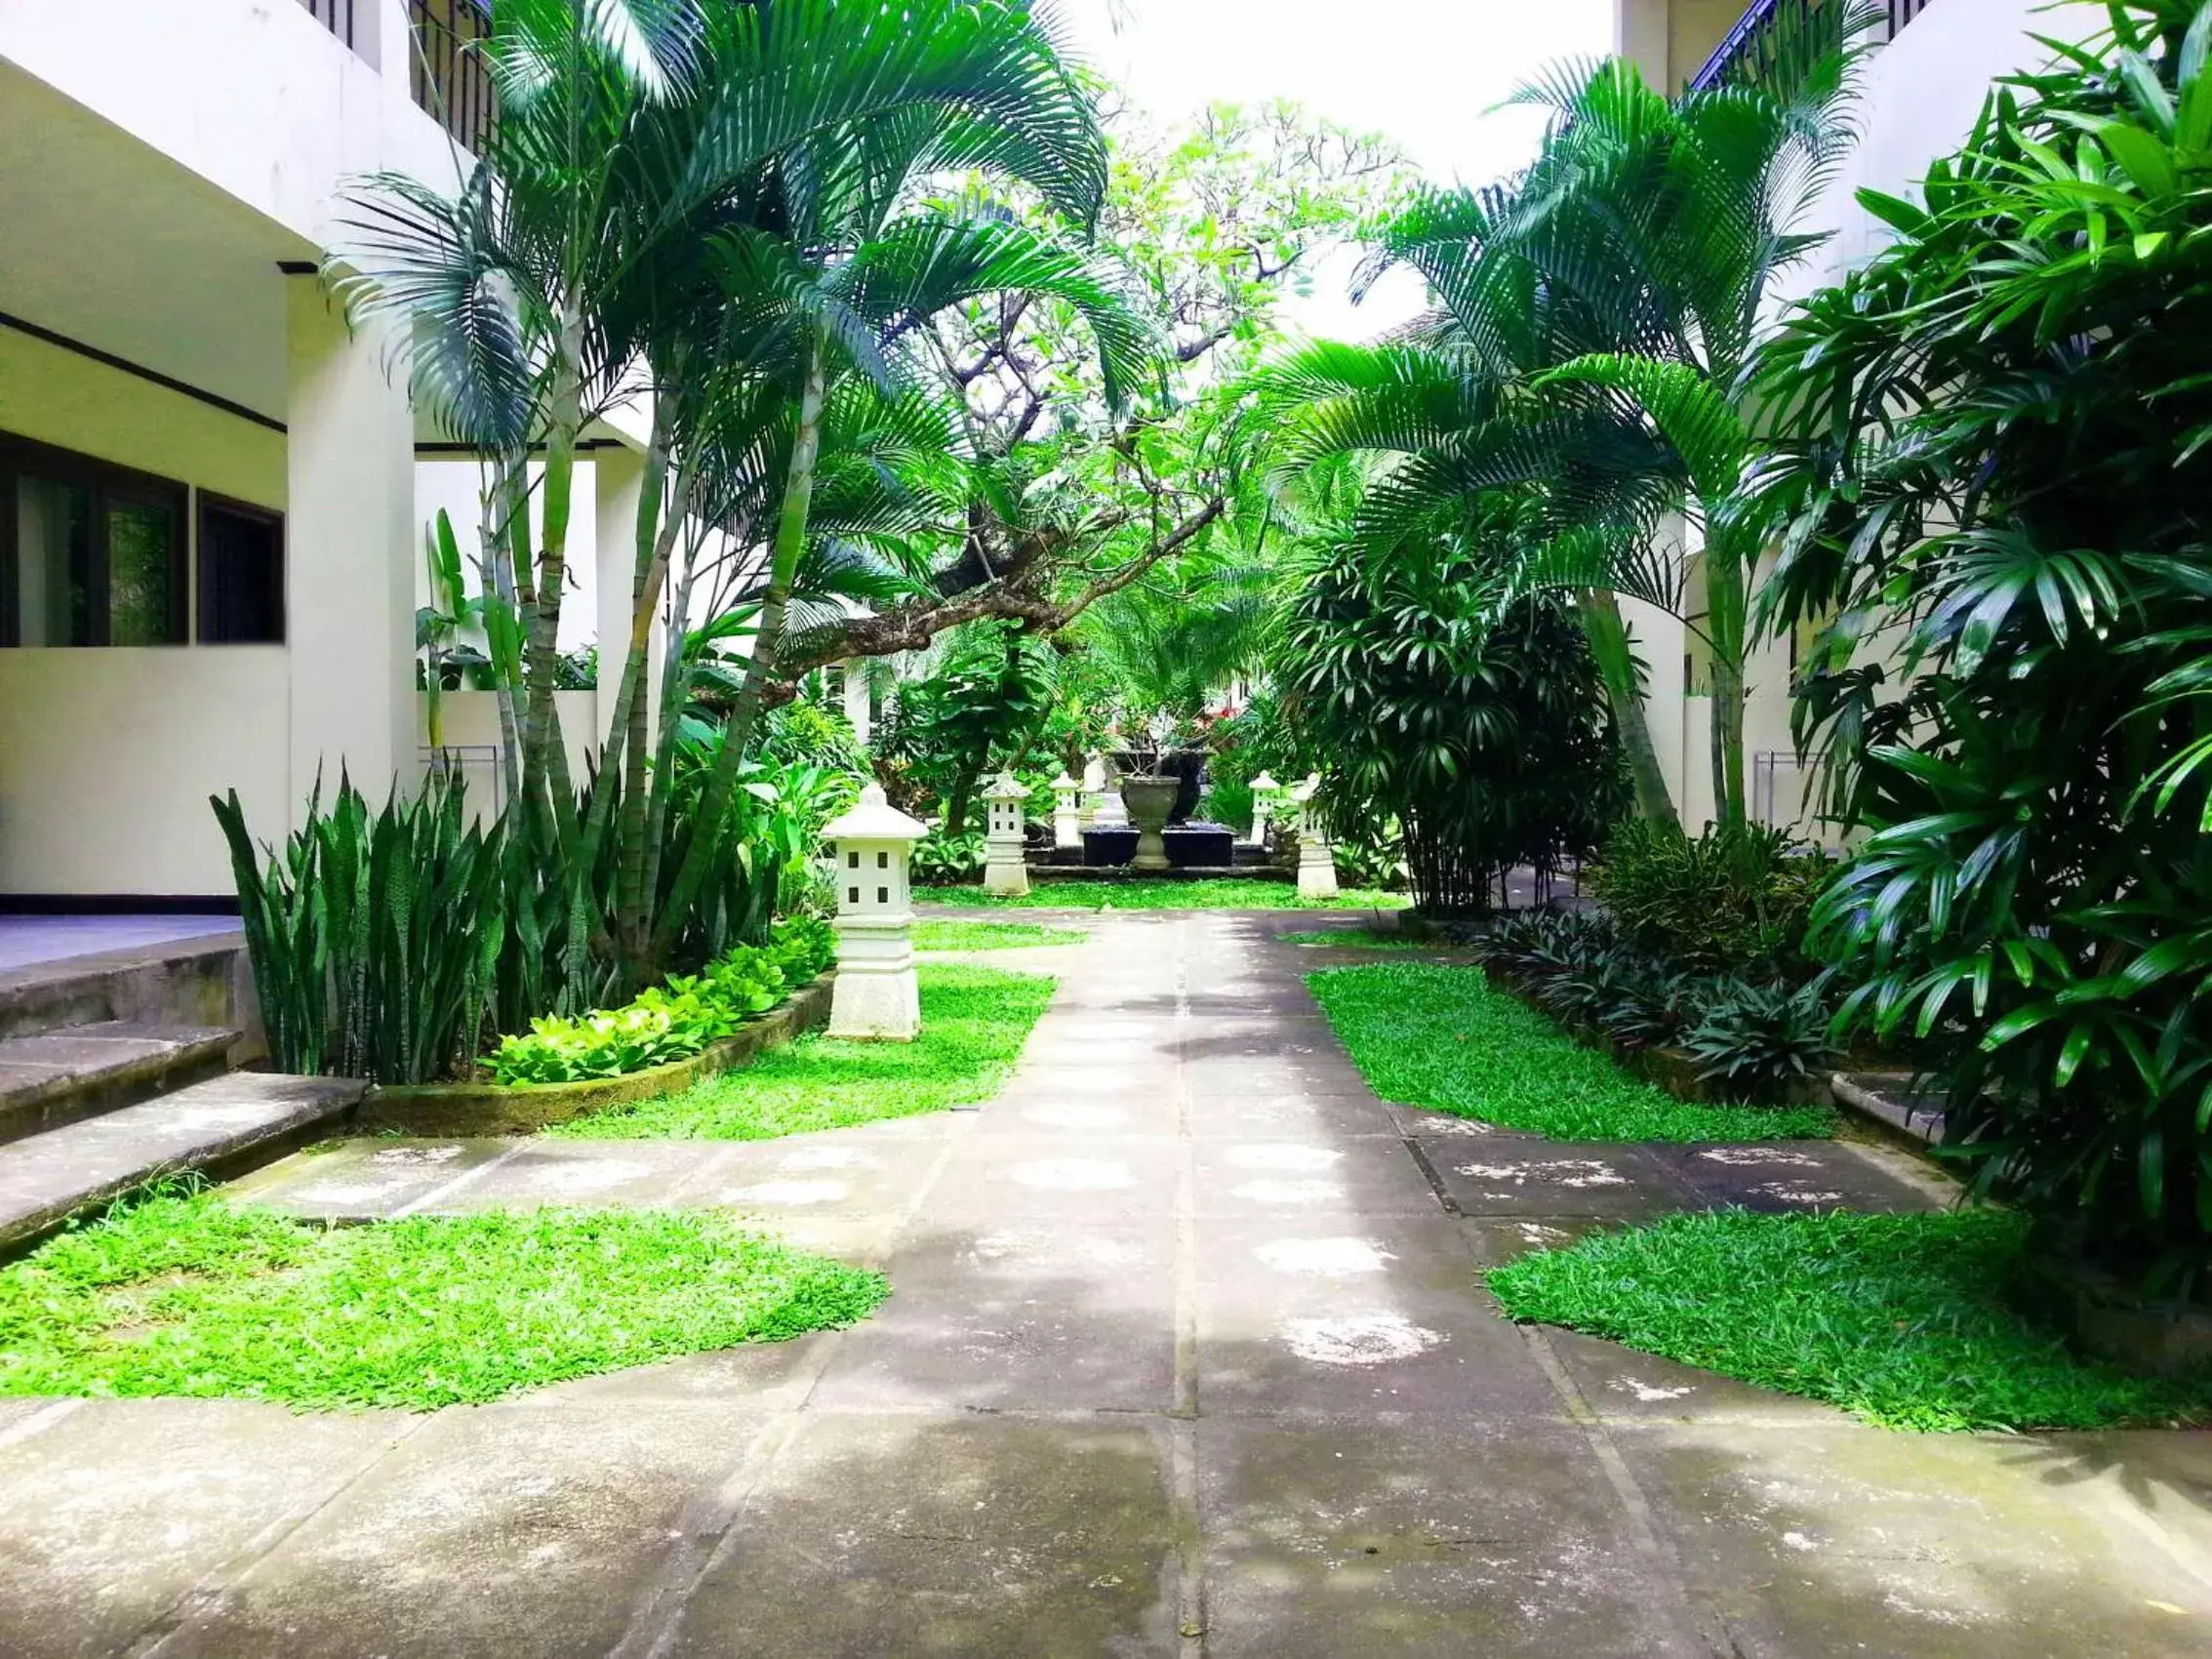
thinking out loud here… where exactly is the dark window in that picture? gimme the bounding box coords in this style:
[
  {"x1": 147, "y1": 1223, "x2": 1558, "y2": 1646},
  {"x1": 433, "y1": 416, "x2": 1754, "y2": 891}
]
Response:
[
  {"x1": 198, "y1": 496, "x2": 285, "y2": 643},
  {"x1": 848, "y1": 851, "x2": 860, "y2": 870},
  {"x1": 877, "y1": 886, "x2": 889, "y2": 905},
  {"x1": 0, "y1": 434, "x2": 187, "y2": 646},
  {"x1": 876, "y1": 851, "x2": 888, "y2": 869},
  {"x1": 848, "y1": 886, "x2": 860, "y2": 905}
]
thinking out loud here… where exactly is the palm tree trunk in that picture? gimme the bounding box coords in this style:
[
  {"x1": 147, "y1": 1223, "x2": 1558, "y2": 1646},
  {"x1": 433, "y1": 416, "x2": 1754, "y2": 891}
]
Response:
[
  {"x1": 609, "y1": 416, "x2": 687, "y2": 981},
  {"x1": 651, "y1": 331, "x2": 830, "y2": 962},
  {"x1": 1577, "y1": 588, "x2": 1678, "y2": 831},
  {"x1": 483, "y1": 455, "x2": 527, "y2": 811},
  {"x1": 521, "y1": 301, "x2": 585, "y2": 856},
  {"x1": 1703, "y1": 539, "x2": 1750, "y2": 828}
]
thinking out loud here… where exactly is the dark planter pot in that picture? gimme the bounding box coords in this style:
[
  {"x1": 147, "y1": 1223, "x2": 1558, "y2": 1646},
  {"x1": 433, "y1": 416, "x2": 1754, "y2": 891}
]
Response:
[
  {"x1": 1082, "y1": 828, "x2": 1139, "y2": 867},
  {"x1": 1164, "y1": 824, "x2": 1234, "y2": 868}
]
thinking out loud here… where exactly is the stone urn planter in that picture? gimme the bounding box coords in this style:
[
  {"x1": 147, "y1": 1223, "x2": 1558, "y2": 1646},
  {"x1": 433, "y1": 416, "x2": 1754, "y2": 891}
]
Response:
[{"x1": 1119, "y1": 775, "x2": 1181, "y2": 871}]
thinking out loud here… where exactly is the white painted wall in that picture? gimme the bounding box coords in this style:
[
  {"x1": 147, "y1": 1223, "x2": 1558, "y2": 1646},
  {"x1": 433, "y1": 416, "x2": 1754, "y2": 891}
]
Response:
[{"x1": 0, "y1": 0, "x2": 460, "y2": 254}]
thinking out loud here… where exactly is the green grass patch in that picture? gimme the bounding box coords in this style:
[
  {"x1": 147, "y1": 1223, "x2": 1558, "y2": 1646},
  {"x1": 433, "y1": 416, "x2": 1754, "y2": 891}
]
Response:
[
  {"x1": 927, "y1": 878, "x2": 1407, "y2": 910},
  {"x1": 1278, "y1": 927, "x2": 1430, "y2": 950},
  {"x1": 1488, "y1": 1209, "x2": 2212, "y2": 1432},
  {"x1": 0, "y1": 1189, "x2": 885, "y2": 1411},
  {"x1": 913, "y1": 919, "x2": 1085, "y2": 951},
  {"x1": 1308, "y1": 961, "x2": 1833, "y2": 1142},
  {"x1": 550, "y1": 962, "x2": 1054, "y2": 1140}
]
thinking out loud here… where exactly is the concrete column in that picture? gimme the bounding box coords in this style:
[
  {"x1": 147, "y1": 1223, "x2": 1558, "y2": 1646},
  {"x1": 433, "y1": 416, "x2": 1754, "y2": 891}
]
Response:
[
  {"x1": 285, "y1": 278, "x2": 414, "y2": 820},
  {"x1": 1616, "y1": 0, "x2": 1672, "y2": 86},
  {"x1": 1248, "y1": 771, "x2": 1281, "y2": 845},
  {"x1": 842, "y1": 657, "x2": 873, "y2": 747},
  {"x1": 591, "y1": 445, "x2": 661, "y2": 750},
  {"x1": 824, "y1": 784, "x2": 926, "y2": 1041}
]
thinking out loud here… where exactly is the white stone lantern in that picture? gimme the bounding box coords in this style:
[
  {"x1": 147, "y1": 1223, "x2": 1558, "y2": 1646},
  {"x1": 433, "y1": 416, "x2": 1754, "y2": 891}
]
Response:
[
  {"x1": 1050, "y1": 772, "x2": 1082, "y2": 849},
  {"x1": 1247, "y1": 771, "x2": 1281, "y2": 845},
  {"x1": 821, "y1": 782, "x2": 927, "y2": 1040},
  {"x1": 1290, "y1": 773, "x2": 1339, "y2": 900},
  {"x1": 983, "y1": 770, "x2": 1031, "y2": 897}
]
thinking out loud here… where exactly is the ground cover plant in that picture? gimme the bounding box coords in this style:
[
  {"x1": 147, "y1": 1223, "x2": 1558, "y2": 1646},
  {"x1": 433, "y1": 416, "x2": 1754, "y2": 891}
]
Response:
[
  {"x1": 0, "y1": 1189, "x2": 885, "y2": 1411},
  {"x1": 913, "y1": 920, "x2": 1085, "y2": 951},
  {"x1": 1309, "y1": 961, "x2": 1833, "y2": 1141},
  {"x1": 1489, "y1": 1209, "x2": 2212, "y2": 1432},
  {"x1": 928, "y1": 878, "x2": 1407, "y2": 911},
  {"x1": 550, "y1": 963, "x2": 1053, "y2": 1139},
  {"x1": 1278, "y1": 928, "x2": 1432, "y2": 950},
  {"x1": 490, "y1": 917, "x2": 836, "y2": 1085}
]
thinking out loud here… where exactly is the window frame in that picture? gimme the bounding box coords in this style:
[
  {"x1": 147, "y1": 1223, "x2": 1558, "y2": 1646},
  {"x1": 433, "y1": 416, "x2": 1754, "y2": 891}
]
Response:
[
  {"x1": 195, "y1": 490, "x2": 288, "y2": 646},
  {"x1": 0, "y1": 431, "x2": 189, "y2": 648}
]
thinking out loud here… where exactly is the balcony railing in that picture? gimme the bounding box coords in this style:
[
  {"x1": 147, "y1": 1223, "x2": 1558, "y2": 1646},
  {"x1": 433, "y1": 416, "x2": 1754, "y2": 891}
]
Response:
[
  {"x1": 409, "y1": 0, "x2": 498, "y2": 156},
  {"x1": 296, "y1": 0, "x2": 360, "y2": 52},
  {"x1": 1690, "y1": 0, "x2": 1936, "y2": 93}
]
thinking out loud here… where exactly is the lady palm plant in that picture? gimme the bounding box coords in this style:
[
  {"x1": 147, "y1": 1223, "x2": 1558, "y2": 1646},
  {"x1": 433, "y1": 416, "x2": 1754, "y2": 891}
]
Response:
[{"x1": 1754, "y1": 1, "x2": 2212, "y2": 1287}]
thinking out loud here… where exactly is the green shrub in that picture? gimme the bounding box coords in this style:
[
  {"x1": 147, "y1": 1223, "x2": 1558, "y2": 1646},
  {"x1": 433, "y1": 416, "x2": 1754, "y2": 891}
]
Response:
[
  {"x1": 490, "y1": 919, "x2": 833, "y2": 1086},
  {"x1": 1753, "y1": 2, "x2": 2212, "y2": 1286},
  {"x1": 912, "y1": 825, "x2": 985, "y2": 885},
  {"x1": 1682, "y1": 981, "x2": 1833, "y2": 1102},
  {"x1": 1587, "y1": 821, "x2": 1830, "y2": 975}
]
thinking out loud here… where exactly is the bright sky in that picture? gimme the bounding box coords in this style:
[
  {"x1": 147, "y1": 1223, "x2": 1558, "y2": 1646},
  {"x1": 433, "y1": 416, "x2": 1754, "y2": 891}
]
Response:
[{"x1": 1056, "y1": 0, "x2": 1617, "y2": 337}]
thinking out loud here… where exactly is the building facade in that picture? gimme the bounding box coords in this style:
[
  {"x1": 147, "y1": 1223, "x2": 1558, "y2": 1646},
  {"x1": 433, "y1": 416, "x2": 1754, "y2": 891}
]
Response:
[{"x1": 0, "y1": 0, "x2": 672, "y2": 901}]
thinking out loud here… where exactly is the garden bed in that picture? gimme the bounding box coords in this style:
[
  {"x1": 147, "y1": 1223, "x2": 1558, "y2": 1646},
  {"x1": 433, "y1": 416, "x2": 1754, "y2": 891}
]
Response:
[
  {"x1": 1309, "y1": 961, "x2": 1833, "y2": 1141},
  {"x1": 547, "y1": 963, "x2": 1053, "y2": 1140},
  {"x1": 353, "y1": 975, "x2": 835, "y2": 1137}
]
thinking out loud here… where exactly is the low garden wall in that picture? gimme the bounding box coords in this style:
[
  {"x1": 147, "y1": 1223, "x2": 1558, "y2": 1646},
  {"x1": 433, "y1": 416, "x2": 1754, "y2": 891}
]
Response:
[{"x1": 352, "y1": 973, "x2": 835, "y2": 1137}]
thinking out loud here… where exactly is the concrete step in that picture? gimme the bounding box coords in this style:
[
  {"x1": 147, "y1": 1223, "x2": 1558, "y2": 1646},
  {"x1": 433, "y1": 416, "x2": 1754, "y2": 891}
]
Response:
[
  {"x1": 0, "y1": 1022, "x2": 242, "y2": 1144},
  {"x1": 0, "y1": 930, "x2": 251, "y2": 1043},
  {"x1": 0, "y1": 1072, "x2": 367, "y2": 1250}
]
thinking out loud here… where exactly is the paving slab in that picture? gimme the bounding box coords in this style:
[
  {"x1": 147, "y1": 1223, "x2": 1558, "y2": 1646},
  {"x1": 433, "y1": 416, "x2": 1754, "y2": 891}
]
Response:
[
  {"x1": 1536, "y1": 1327, "x2": 1852, "y2": 1426},
  {"x1": 1197, "y1": 1417, "x2": 1704, "y2": 1657},
  {"x1": 1650, "y1": 1139, "x2": 1942, "y2": 1215},
  {"x1": 0, "y1": 1398, "x2": 407, "y2": 1659},
  {"x1": 1192, "y1": 1133, "x2": 1444, "y2": 1218},
  {"x1": 809, "y1": 1220, "x2": 1181, "y2": 1412},
  {"x1": 1613, "y1": 1421, "x2": 2212, "y2": 1657},
  {"x1": 1416, "y1": 1140, "x2": 1701, "y2": 1219},
  {"x1": 656, "y1": 1413, "x2": 1183, "y2": 1659},
  {"x1": 1193, "y1": 1213, "x2": 1560, "y2": 1419},
  {"x1": 157, "y1": 1404, "x2": 771, "y2": 1659}
]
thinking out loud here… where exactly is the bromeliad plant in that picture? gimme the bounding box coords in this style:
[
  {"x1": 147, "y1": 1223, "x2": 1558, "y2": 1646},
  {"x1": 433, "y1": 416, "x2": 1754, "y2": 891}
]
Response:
[{"x1": 1754, "y1": 1, "x2": 2212, "y2": 1289}]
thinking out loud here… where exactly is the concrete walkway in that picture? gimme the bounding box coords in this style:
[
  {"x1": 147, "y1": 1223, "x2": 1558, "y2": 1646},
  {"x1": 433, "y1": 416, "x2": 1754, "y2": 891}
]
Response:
[{"x1": 1, "y1": 912, "x2": 2209, "y2": 1657}]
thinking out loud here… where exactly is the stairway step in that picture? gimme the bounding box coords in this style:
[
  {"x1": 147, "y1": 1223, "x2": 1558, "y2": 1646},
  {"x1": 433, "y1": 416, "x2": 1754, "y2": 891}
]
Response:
[
  {"x1": 0, "y1": 1022, "x2": 242, "y2": 1142},
  {"x1": 0, "y1": 1072, "x2": 367, "y2": 1250}
]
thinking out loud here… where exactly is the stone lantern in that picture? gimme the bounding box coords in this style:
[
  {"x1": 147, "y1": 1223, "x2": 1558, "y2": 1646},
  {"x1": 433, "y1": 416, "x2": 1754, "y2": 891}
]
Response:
[
  {"x1": 1079, "y1": 749, "x2": 1111, "y2": 828},
  {"x1": 1247, "y1": 771, "x2": 1281, "y2": 845},
  {"x1": 983, "y1": 770, "x2": 1031, "y2": 897},
  {"x1": 821, "y1": 782, "x2": 927, "y2": 1040},
  {"x1": 1050, "y1": 772, "x2": 1082, "y2": 849},
  {"x1": 1290, "y1": 773, "x2": 1339, "y2": 900}
]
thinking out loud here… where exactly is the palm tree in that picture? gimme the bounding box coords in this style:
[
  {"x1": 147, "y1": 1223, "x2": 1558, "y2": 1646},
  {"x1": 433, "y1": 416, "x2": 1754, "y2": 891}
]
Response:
[
  {"x1": 335, "y1": 1, "x2": 1150, "y2": 982},
  {"x1": 1255, "y1": 3, "x2": 1870, "y2": 827}
]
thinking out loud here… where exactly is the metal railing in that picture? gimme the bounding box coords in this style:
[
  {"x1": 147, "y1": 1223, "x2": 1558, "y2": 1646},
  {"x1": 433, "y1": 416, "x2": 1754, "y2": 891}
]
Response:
[
  {"x1": 408, "y1": 0, "x2": 498, "y2": 156},
  {"x1": 1690, "y1": 0, "x2": 1938, "y2": 93},
  {"x1": 296, "y1": 0, "x2": 359, "y2": 52}
]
